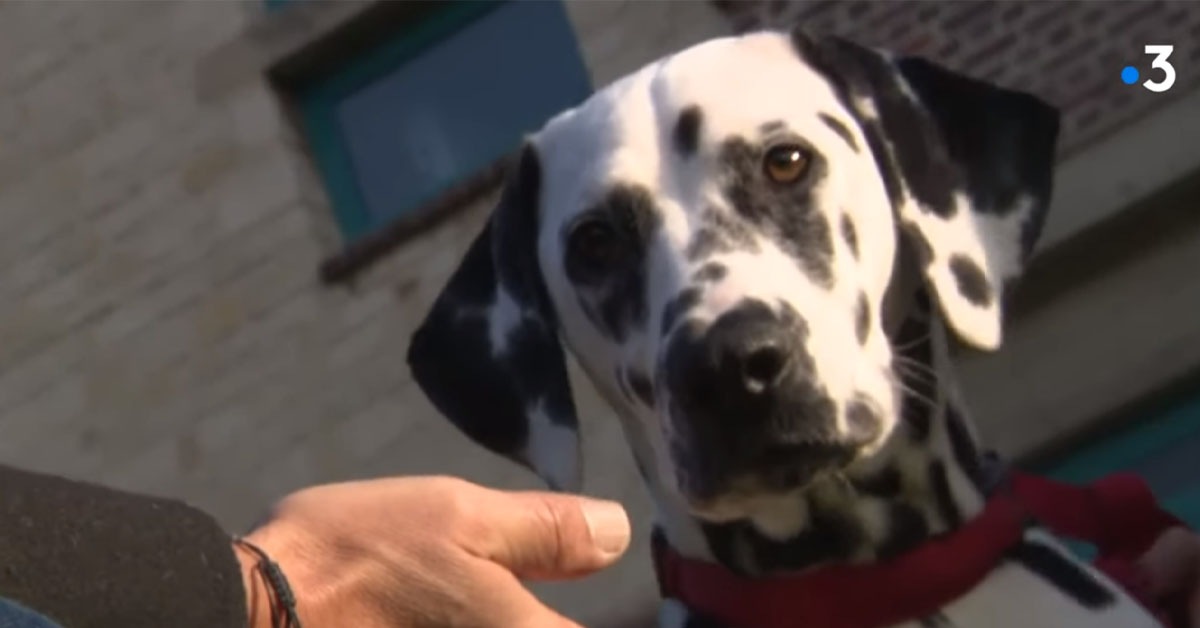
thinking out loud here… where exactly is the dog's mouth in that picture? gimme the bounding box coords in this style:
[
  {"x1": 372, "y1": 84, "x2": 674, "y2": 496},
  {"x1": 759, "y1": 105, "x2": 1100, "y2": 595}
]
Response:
[
  {"x1": 655, "y1": 298, "x2": 895, "y2": 519},
  {"x1": 674, "y1": 439, "x2": 859, "y2": 519},
  {"x1": 662, "y1": 380, "x2": 888, "y2": 520}
]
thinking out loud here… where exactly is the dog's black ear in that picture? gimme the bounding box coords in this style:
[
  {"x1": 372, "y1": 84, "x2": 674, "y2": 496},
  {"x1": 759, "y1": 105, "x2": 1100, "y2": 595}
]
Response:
[
  {"x1": 792, "y1": 30, "x2": 1060, "y2": 350},
  {"x1": 407, "y1": 145, "x2": 581, "y2": 491}
]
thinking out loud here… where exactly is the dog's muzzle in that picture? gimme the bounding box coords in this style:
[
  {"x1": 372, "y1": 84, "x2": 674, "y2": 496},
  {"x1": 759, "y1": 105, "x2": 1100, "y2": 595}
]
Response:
[{"x1": 662, "y1": 300, "x2": 870, "y2": 501}]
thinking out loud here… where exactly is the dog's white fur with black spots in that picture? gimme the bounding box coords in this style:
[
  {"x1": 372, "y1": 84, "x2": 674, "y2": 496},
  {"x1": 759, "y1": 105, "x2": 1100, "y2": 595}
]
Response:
[{"x1": 407, "y1": 30, "x2": 1163, "y2": 627}]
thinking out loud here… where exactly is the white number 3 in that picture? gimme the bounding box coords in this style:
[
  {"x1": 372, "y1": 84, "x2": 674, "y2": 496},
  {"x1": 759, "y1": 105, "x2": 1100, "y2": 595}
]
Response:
[{"x1": 1143, "y1": 45, "x2": 1176, "y2": 93}]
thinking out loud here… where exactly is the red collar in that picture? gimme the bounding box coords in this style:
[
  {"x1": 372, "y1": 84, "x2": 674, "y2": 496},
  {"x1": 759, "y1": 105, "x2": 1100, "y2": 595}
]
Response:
[{"x1": 652, "y1": 472, "x2": 1188, "y2": 628}]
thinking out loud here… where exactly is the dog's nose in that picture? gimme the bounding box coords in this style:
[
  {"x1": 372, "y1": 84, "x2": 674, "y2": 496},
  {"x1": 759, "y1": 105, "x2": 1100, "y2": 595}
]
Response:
[
  {"x1": 665, "y1": 300, "x2": 802, "y2": 407},
  {"x1": 715, "y1": 321, "x2": 791, "y2": 396}
]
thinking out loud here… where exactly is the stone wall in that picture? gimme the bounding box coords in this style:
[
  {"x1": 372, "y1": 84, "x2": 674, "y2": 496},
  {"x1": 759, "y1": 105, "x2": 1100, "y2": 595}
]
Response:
[{"x1": 0, "y1": 2, "x2": 729, "y2": 624}]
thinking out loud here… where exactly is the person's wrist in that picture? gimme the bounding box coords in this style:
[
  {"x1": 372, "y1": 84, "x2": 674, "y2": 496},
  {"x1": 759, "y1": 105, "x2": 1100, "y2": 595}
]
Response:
[
  {"x1": 233, "y1": 539, "x2": 275, "y2": 628},
  {"x1": 241, "y1": 523, "x2": 343, "y2": 628}
]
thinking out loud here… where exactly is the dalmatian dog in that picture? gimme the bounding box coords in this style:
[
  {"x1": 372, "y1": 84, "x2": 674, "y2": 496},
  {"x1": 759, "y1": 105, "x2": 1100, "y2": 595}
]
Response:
[{"x1": 407, "y1": 29, "x2": 1166, "y2": 628}]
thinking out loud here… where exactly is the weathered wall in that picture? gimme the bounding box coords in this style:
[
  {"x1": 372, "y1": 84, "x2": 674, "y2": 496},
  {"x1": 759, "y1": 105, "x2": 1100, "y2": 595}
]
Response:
[{"x1": 0, "y1": 2, "x2": 730, "y2": 624}]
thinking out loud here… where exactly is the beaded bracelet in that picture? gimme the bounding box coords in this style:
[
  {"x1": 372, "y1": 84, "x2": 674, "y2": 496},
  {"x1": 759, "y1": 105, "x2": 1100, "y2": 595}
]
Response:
[{"x1": 234, "y1": 538, "x2": 304, "y2": 628}]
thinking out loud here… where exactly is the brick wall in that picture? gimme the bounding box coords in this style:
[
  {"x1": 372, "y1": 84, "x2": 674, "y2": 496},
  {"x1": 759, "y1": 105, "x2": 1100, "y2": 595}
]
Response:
[
  {"x1": 0, "y1": 2, "x2": 729, "y2": 624},
  {"x1": 712, "y1": 1, "x2": 1200, "y2": 159}
]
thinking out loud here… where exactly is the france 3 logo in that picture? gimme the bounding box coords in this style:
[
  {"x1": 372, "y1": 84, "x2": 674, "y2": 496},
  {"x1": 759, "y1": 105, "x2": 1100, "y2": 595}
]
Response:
[{"x1": 1122, "y1": 45, "x2": 1176, "y2": 93}]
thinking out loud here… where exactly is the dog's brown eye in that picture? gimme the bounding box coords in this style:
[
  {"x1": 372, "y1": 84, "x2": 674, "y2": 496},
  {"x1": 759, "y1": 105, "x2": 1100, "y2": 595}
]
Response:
[
  {"x1": 569, "y1": 219, "x2": 621, "y2": 273},
  {"x1": 763, "y1": 145, "x2": 810, "y2": 184}
]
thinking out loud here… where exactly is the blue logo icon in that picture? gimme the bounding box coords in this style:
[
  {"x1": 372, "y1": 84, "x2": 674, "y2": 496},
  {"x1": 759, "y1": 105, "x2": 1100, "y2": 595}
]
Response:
[{"x1": 1126, "y1": 46, "x2": 1176, "y2": 92}]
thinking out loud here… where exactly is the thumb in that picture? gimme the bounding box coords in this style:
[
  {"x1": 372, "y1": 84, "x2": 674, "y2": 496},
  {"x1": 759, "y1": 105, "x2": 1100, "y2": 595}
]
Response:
[
  {"x1": 473, "y1": 563, "x2": 587, "y2": 628},
  {"x1": 467, "y1": 489, "x2": 631, "y2": 580}
]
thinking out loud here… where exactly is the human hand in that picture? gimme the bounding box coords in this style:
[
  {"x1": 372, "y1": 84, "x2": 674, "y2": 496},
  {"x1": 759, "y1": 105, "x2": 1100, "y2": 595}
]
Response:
[
  {"x1": 235, "y1": 475, "x2": 632, "y2": 628},
  {"x1": 1138, "y1": 526, "x2": 1200, "y2": 627}
]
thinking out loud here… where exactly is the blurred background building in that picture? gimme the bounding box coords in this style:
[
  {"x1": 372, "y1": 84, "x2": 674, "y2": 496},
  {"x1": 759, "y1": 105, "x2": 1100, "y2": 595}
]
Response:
[{"x1": 1, "y1": 1, "x2": 1198, "y2": 625}]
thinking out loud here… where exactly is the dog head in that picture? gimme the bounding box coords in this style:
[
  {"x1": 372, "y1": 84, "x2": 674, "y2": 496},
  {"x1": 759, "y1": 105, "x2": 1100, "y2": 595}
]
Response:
[{"x1": 407, "y1": 31, "x2": 1058, "y2": 519}]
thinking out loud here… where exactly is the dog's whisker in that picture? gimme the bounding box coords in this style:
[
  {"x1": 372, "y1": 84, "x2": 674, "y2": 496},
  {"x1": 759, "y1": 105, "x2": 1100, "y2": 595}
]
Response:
[
  {"x1": 893, "y1": 355, "x2": 936, "y2": 374},
  {"x1": 894, "y1": 358, "x2": 938, "y2": 379},
  {"x1": 893, "y1": 365, "x2": 938, "y2": 390},
  {"x1": 891, "y1": 339, "x2": 930, "y2": 353},
  {"x1": 893, "y1": 357, "x2": 939, "y2": 381},
  {"x1": 886, "y1": 370, "x2": 940, "y2": 411},
  {"x1": 900, "y1": 387, "x2": 939, "y2": 411},
  {"x1": 890, "y1": 332, "x2": 931, "y2": 351}
]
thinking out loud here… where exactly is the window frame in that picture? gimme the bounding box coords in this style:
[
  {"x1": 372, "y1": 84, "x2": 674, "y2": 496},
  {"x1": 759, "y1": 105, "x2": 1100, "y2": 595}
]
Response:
[
  {"x1": 299, "y1": 0, "x2": 505, "y2": 243},
  {"x1": 298, "y1": 0, "x2": 593, "y2": 253}
]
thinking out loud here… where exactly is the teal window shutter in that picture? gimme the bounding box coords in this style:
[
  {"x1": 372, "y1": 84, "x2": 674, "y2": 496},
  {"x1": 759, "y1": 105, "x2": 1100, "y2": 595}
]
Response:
[
  {"x1": 297, "y1": 0, "x2": 592, "y2": 243},
  {"x1": 1039, "y1": 388, "x2": 1200, "y2": 530}
]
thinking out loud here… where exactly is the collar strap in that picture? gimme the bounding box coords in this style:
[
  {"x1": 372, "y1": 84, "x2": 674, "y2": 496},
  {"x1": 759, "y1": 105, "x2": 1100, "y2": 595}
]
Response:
[{"x1": 653, "y1": 472, "x2": 1188, "y2": 628}]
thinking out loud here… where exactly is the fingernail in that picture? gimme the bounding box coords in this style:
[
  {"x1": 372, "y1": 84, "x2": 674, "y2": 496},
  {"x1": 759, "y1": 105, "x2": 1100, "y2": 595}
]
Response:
[{"x1": 580, "y1": 498, "x2": 631, "y2": 556}]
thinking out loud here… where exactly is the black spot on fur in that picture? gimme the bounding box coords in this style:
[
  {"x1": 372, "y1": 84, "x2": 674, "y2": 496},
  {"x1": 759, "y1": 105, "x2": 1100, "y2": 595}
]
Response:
[
  {"x1": 897, "y1": 56, "x2": 1059, "y2": 229},
  {"x1": 567, "y1": 184, "x2": 662, "y2": 342},
  {"x1": 878, "y1": 502, "x2": 930, "y2": 559},
  {"x1": 674, "y1": 105, "x2": 703, "y2": 158},
  {"x1": 845, "y1": 394, "x2": 880, "y2": 442},
  {"x1": 948, "y1": 254, "x2": 993, "y2": 307},
  {"x1": 792, "y1": 30, "x2": 1059, "y2": 268},
  {"x1": 686, "y1": 228, "x2": 724, "y2": 261},
  {"x1": 412, "y1": 301, "x2": 529, "y2": 455},
  {"x1": 407, "y1": 146, "x2": 580, "y2": 478},
  {"x1": 790, "y1": 32, "x2": 960, "y2": 218},
  {"x1": 946, "y1": 404, "x2": 985, "y2": 491},
  {"x1": 819, "y1": 112, "x2": 859, "y2": 152},
  {"x1": 860, "y1": 120, "x2": 906, "y2": 208},
  {"x1": 851, "y1": 466, "x2": 902, "y2": 497},
  {"x1": 692, "y1": 262, "x2": 727, "y2": 284},
  {"x1": 902, "y1": 221, "x2": 935, "y2": 268},
  {"x1": 507, "y1": 320, "x2": 577, "y2": 423},
  {"x1": 759, "y1": 120, "x2": 786, "y2": 134},
  {"x1": 855, "y1": 292, "x2": 870, "y2": 345},
  {"x1": 709, "y1": 206, "x2": 759, "y2": 249},
  {"x1": 661, "y1": 287, "x2": 703, "y2": 336},
  {"x1": 912, "y1": 285, "x2": 932, "y2": 313},
  {"x1": 1007, "y1": 540, "x2": 1116, "y2": 608},
  {"x1": 900, "y1": 384, "x2": 932, "y2": 441},
  {"x1": 796, "y1": 34, "x2": 945, "y2": 217},
  {"x1": 719, "y1": 137, "x2": 833, "y2": 286},
  {"x1": 492, "y1": 147, "x2": 553, "y2": 310},
  {"x1": 929, "y1": 460, "x2": 962, "y2": 528},
  {"x1": 628, "y1": 369, "x2": 655, "y2": 407},
  {"x1": 863, "y1": 79, "x2": 960, "y2": 218},
  {"x1": 686, "y1": 207, "x2": 758, "y2": 262},
  {"x1": 840, "y1": 214, "x2": 859, "y2": 259}
]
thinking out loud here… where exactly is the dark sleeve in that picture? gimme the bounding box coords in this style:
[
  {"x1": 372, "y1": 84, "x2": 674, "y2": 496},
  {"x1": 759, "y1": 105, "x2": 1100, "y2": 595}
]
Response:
[{"x1": 0, "y1": 464, "x2": 247, "y2": 628}]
